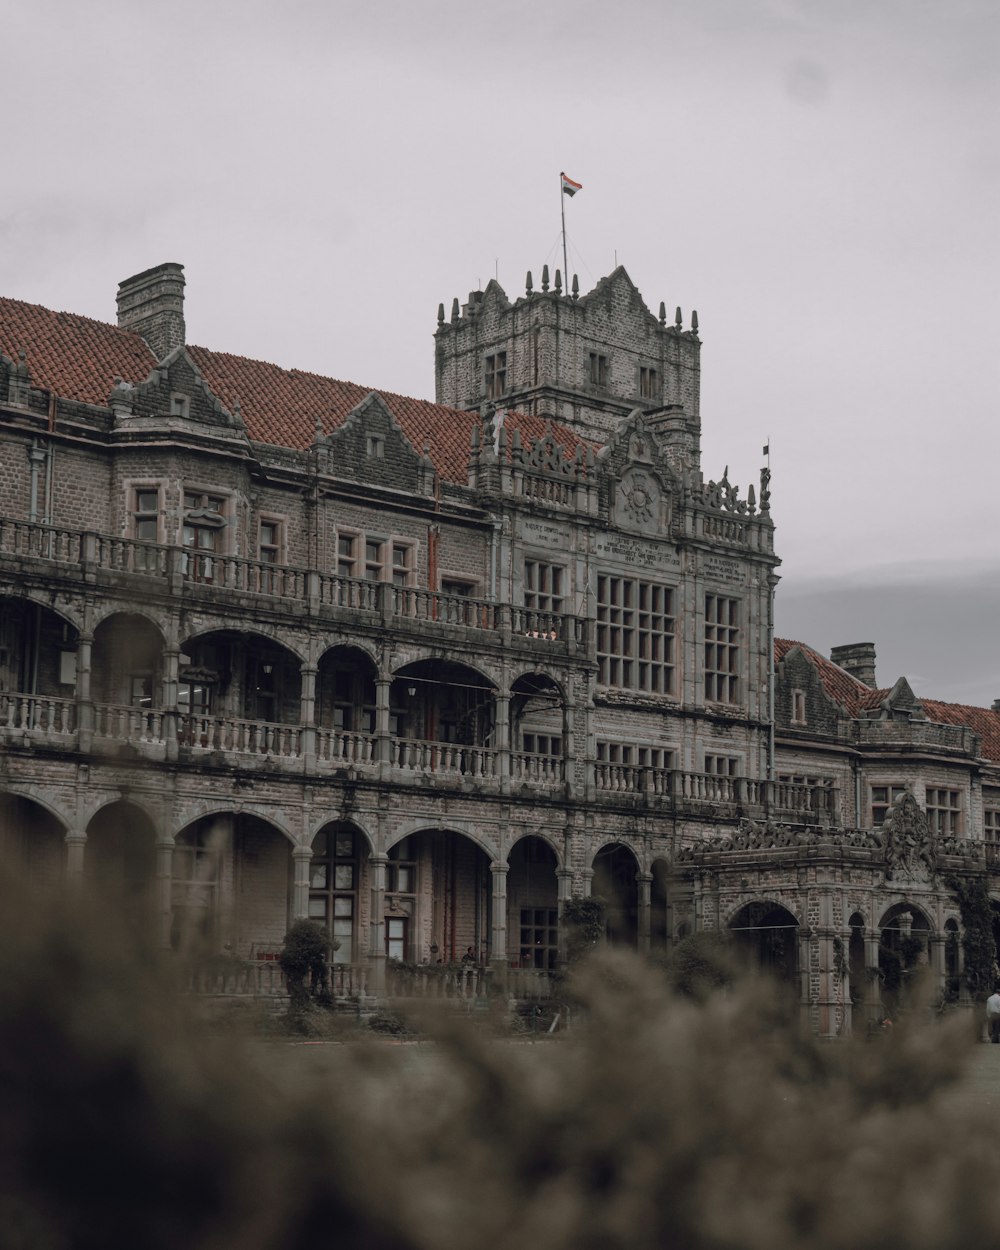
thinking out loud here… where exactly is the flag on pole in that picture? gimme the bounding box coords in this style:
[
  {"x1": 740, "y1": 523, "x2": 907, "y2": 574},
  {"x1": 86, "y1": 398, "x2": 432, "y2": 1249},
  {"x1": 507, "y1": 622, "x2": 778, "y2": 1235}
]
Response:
[
  {"x1": 762, "y1": 443, "x2": 769, "y2": 456},
  {"x1": 561, "y1": 172, "x2": 582, "y2": 197}
]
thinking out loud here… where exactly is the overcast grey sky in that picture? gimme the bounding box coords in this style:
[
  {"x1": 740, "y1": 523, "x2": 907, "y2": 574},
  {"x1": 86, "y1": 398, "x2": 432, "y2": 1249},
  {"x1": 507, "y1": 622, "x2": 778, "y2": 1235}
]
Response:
[{"x1": 3, "y1": 0, "x2": 997, "y2": 701}]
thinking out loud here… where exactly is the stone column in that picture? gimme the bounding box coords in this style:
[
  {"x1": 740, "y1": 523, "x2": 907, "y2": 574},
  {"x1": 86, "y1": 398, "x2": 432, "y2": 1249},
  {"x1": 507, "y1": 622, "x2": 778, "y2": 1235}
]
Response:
[
  {"x1": 64, "y1": 828, "x2": 87, "y2": 880},
  {"x1": 299, "y1": 661, "x2": 317, "y2": 770},
  {"x1": 76, "y1": 632, "x2": 94, "y2": 751},
  {"x1": 637, "y1": 870, "x2": 653, "y2": 954},
  {"x1": 163, "y1": 644, "x2": 180, "y2": 761},
  {"x1": 865, "y1": 927, "x2": 882, "y2": 1027},
  {"x1": 495, "y1": 690, "x2": 510, "y2": 791},
  {"x1": 291, "y1": 844, "x2": 312, "y2": 921},
  {"x1": 368, "y1": 853, "x2": 388, "y2": 994},
  {"x1": 375, "y1": 675, "x2": 392, "y2": 767},
  {"x1": 155, "y1": 837, "x2": 174, "y2": 949},
  {"x1": 490, "y1": 862, "x2": 509, "y2": 968},
  {"x1": 556, "y1": 866, "x2": 574, "y2": 964}
]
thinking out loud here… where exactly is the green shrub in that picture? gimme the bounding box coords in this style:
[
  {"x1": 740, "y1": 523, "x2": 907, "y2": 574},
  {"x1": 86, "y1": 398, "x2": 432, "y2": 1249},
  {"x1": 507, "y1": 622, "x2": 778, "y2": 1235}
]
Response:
[{"x1": 1, "y1": 874, "x2": 998, "y2": 1250}]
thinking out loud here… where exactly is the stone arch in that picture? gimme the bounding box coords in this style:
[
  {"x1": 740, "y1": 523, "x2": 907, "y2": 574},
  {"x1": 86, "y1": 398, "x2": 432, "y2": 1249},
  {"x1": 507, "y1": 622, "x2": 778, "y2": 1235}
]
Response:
[
  {"x1": 592, "y1": 841, "x2": 640, "y2": 948},
  {"x1": 91, "y1": 601, "x2": 167, "y2": 634},
  {"x1": 728, "y1": 900, "x2": 800, "y2": 984},
  {"x1": 307, "y1": 814, "x2": 375, "y2": 857},
  {"x1": 0, "y1": 790, "x2": 68, "y2": 887},
  {"x1": 0, "y1": 595, "x2": 81, "y2": 702},
  {"x1": 386, "y1": 819, "x2": 499, "y2": 864},
  {"x1": 84, "y1": 799, "x2": 159, "y2": 911},
  {"x1": 384, "y1": 825, "x2": 493, "y2": 965},
  {"x1": 307, "y1": 819, "x2": 372, "y2": 966},
  {"x1": 173, "y1": 802, "x2": 295, "y2": 846},
  {"x1": 176, "y1": 629, "x2": 305, "y2": 735},
  {"x1": 876, "y1": 901, "x2": 934, "y2": 1016},
  {"x1": 317, "y1": 637, "x2": 379, "y2": 669},
  {"x1": 180, "y1": 621, "x2": 309, "y2": 665},
  {"x1": 507, "y1": 835, "x2": 559, "y2": 971},
  {"x1": 316, "y1": 644, "x2": 379, "y2": 749},
  {"x1": 506, "y1": 830, "x2": 563, "y2": 867},
  {"x1": 172, "y1": 811, "x2": 293, "y2": 956},
  {"x1": 91, "y1": 612, "x2": 166, "y2": 709}
]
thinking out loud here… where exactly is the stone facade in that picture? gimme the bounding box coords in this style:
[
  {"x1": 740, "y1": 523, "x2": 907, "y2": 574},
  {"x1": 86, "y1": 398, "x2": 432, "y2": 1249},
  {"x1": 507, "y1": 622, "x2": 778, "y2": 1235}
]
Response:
[{"x1": 1, "y1": 263, "x2": 996, "y2": 1035}]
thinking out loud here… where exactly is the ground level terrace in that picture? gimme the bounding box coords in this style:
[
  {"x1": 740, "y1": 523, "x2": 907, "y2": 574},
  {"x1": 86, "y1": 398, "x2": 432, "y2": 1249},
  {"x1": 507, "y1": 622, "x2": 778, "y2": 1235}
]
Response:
[{"x1": 3, "y1": 791, "x2": 995, "y2": 1035}]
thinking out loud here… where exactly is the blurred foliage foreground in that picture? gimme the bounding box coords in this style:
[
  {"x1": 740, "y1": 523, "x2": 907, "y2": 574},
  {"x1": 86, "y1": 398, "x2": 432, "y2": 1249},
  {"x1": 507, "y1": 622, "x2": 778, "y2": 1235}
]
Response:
[{"x1": 1, "y1": 884, "x2": 999, "y2": 1250}]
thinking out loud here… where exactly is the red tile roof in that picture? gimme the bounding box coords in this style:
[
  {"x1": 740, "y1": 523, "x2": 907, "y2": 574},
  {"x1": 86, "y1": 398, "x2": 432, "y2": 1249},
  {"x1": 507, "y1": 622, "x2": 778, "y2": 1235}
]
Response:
[
  {"x1": 0, "y1": 298, "x2": 155, "y2": 404},
  {"x1": 0, "y1": 298, "x2": 593, "y2": 485},
  {"x1": 776, "y1": 637, "x2": 1000, "y2": 761},
  {"x1": 775, "y1": 637, "x2": 890, "y2": 717}
]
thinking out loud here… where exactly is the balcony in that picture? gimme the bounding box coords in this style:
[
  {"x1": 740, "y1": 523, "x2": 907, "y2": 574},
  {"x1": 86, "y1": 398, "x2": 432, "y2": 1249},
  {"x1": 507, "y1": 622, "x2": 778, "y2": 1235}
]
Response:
[{"x1": 0, "y1": 517, "x2": 585, "y2": 657}]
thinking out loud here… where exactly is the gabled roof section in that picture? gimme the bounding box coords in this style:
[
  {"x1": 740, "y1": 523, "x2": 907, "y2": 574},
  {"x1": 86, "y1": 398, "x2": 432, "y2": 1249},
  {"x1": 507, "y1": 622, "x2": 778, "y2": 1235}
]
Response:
[
  {"x1": 776, "y1": 637, "x2": 1000, "y2": 761},
  {"x1": 775, "y1": 638, "x2": 891, "y2": 717},
  {"x1": 578, "y1": 265, "x2": 657, "y2": 323},
  {"x1": 0, "y1": 298, "x2": 155, "y2": 402}
]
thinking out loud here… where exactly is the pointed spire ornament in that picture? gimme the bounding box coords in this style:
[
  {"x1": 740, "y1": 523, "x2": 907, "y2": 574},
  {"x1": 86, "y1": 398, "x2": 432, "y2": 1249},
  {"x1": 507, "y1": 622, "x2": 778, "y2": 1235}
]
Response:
[
  {"x1": 659, "y1": 302, "x2": 667, "y2": 327},
  {"x1": 691, "y1": 310, "x2": 699, "y2": 334},
  {"x1": 675, "y1": 306, "x2": 683, "y2": 330},
  {"x1": 554, "y1": 269, "x2": 562, "y2": 295},
  {"x1": 525, "y1": 271, "x2": 533, "y2": 295},
  {"x1": 437, "y1": 303, "x2": 445, "y2": 325},
  {"x1": 451, "y1": 297, "x2": 460, "y2": 323},
  {"x1": 572, "y1": 274, "x2": 579, "y2": 300},
  {"x1": 541, "y1": 264, "x2": 550, "y2": 293}
]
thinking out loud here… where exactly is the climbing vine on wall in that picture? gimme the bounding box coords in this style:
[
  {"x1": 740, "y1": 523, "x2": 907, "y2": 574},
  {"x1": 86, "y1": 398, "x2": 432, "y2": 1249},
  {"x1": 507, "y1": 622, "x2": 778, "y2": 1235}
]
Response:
[
  {"x1": 562, "y1": 898, "x2": 606, "y2": 963},
  {"x1": 945, "y1": 874, "x2": 997, "y2": 999}
]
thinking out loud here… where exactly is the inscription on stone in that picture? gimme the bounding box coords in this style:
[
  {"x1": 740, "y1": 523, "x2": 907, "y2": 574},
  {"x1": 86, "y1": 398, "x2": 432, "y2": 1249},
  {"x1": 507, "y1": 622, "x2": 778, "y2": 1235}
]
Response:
[
  {"x1": 594, "y1": 533, "x2": 681, "y2": 571},
  {"x1": 520, "y1": 517, "x2": 570, "y2": 546},
  {"x1": 702, "y1": 555, "x2": 744, "y2": 584}
]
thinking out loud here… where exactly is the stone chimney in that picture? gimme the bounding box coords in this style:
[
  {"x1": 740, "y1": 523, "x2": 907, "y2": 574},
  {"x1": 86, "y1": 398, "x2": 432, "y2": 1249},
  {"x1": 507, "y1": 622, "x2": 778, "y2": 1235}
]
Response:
[
  {"x1": 830, "y1": 642, "x2": 877, "y2": 688},
  {"x1": 991, "y1": 698, "x2": 1000, "y2": 713},
  {"x1": 116, "y1": 263, "x2": 185, "y2": 361}
]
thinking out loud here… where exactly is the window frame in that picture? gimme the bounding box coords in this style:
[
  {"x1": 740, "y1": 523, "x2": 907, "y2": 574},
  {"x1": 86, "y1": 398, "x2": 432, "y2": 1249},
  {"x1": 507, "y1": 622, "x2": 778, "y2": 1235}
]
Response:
[
  {"x1": 704, "y1": 594, "x2": 740, "y2": 705},
  {"x1": 596, "y1": 573, "x2": 676, "y2": 696}
]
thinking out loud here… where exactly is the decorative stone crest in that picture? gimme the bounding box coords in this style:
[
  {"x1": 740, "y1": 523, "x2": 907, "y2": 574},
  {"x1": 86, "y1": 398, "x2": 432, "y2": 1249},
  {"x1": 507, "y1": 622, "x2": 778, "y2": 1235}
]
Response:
[
  {"x1": 618, "y1": 471, "x2": 657, "y2": 528},
  {"x1": 882, "y1": 793, "x2": 935, "y2": 879}
]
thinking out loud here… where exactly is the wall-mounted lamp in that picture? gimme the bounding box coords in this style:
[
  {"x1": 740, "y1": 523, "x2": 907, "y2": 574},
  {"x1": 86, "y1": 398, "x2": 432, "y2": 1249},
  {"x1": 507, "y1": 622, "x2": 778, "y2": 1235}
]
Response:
[
  {"x1": 262, "y1": 662, "x2": 274, "y2": 675},
  {"x1": 407, "y1": 685, "x2": 417, "y2": 697}
]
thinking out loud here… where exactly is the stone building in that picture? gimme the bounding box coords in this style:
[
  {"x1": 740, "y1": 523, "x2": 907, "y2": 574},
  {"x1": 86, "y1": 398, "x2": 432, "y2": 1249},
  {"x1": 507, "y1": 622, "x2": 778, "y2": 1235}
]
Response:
[{"x1": 1, "y1": 261, "x2": 996, "y2": 1035}]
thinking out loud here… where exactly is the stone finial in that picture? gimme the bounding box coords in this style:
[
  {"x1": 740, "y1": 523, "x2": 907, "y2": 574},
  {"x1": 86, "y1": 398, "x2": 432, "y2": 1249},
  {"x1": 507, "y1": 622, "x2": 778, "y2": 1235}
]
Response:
[
  {"x1": 541, "y1": 264, "x2": 550, "y2": 293},
  {"x1": 691, "y1": 310, "x2": 699, "y2": 335},
  {"x1": 675, "y1": 306, "x2": 682, "y2": 330},
  {"x1": 554, "y1": 269, "x2": 562, "y2": 296},
  {"x1": 437, "y1": 303, "x2": 445, "y2": 325},
  {"x1": 450, "y1": 297, "x2": 460, "y2": 323},
  {"x1": 572, "y1": 274, "x2": 579, "y2": 301},
  {"x1": 315, "y1": 413, "x2": 325, "y2": 440},
  {"x1": 525, "y1": 271, "x2": 533, "y2": 295},
  {"x1": 659, "y1": 302, "x2": 667, "y2": 327}
]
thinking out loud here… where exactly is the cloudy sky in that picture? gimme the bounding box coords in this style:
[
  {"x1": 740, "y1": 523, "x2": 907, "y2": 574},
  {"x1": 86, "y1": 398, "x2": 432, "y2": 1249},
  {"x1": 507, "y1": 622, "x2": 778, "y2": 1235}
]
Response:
[{"x1": 4, "y1": 0, "x2": 997, "y2": 701}]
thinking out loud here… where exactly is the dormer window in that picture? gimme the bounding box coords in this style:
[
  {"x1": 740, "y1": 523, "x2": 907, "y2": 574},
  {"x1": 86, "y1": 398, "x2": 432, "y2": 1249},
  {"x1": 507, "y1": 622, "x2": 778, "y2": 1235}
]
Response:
[
  {"x1": 791, "y1": 689, "x2": 807, "y2": 725},
  {"x1": 366, "y1": 434, "x2": 385, "y2": 459},
  {"x1": 170, "y1": 393, "x2": 189, "y2": 418}
]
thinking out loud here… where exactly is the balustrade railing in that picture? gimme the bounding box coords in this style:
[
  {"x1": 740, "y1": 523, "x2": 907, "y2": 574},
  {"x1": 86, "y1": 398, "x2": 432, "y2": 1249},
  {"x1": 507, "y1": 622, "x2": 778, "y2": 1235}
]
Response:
[
  {"x1": 180, "y1": 715, "x2": 303, "y2": 757},
  {"x1": 386, "y1": 962, "x2": 489, "y2": 999},
  {"x1": 316, "y1": 572, "x2": 379, "y2": 612},
  {"x1": 0, "y1": 691, "x2": 76, "y2": 736},
  {"x1": 511, "y1": 751, "x2": 564, "y2": 785},
  {"x1": 0, "y1": 518, "x2": 81, "y2": 563},
  {"x1": 390, "y1": 738, "x2": 498, "y2": 779},
  {"x1": 92, "y1": 703, "x2": 165, "y2": 744},
  {"x1": 391, "y1": 586, "x2": 499, "y2": 630},
  {"x1": 315, "y1": 729, "x2": 377, "y2": 767},
  {"x1": 95, "y1": 535, "x2": 170, "y2": 576},
  {"x1": 182, "y1": 551, "x2": 308, "y2": 599}
]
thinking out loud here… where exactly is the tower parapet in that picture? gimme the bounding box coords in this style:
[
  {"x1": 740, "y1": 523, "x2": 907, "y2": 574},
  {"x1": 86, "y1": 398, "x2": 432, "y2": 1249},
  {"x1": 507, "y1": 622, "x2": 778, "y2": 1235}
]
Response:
[{"x1": 434, "y1": 266, "x2": 701, "y2": 469}]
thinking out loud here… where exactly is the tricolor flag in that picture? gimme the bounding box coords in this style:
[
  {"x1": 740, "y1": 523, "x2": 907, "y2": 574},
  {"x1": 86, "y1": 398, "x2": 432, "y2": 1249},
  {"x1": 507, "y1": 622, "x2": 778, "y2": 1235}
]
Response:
[{"x1": 561, "y1": 172, "x2": 582, "y2": 197}]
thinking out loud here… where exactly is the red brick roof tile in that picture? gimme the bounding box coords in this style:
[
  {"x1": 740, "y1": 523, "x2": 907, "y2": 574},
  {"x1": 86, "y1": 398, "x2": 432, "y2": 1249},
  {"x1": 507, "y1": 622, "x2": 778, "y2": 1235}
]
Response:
[
  {"x1": 0, "y1": 298, "x2": 155, "y2": 403},
  {"x1": 0, "y1": 298, "x2": 593, "y2": 485},
  {"x1": 776, "y1": 637, "x2": 1000, "y2": 761}
]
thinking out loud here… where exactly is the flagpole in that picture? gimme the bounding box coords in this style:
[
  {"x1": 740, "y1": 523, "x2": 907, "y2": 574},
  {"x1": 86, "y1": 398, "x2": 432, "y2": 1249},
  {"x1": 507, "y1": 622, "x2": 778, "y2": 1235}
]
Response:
[{"x1": 560, "y1": 172, "x2": 569, "y2": 288}]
